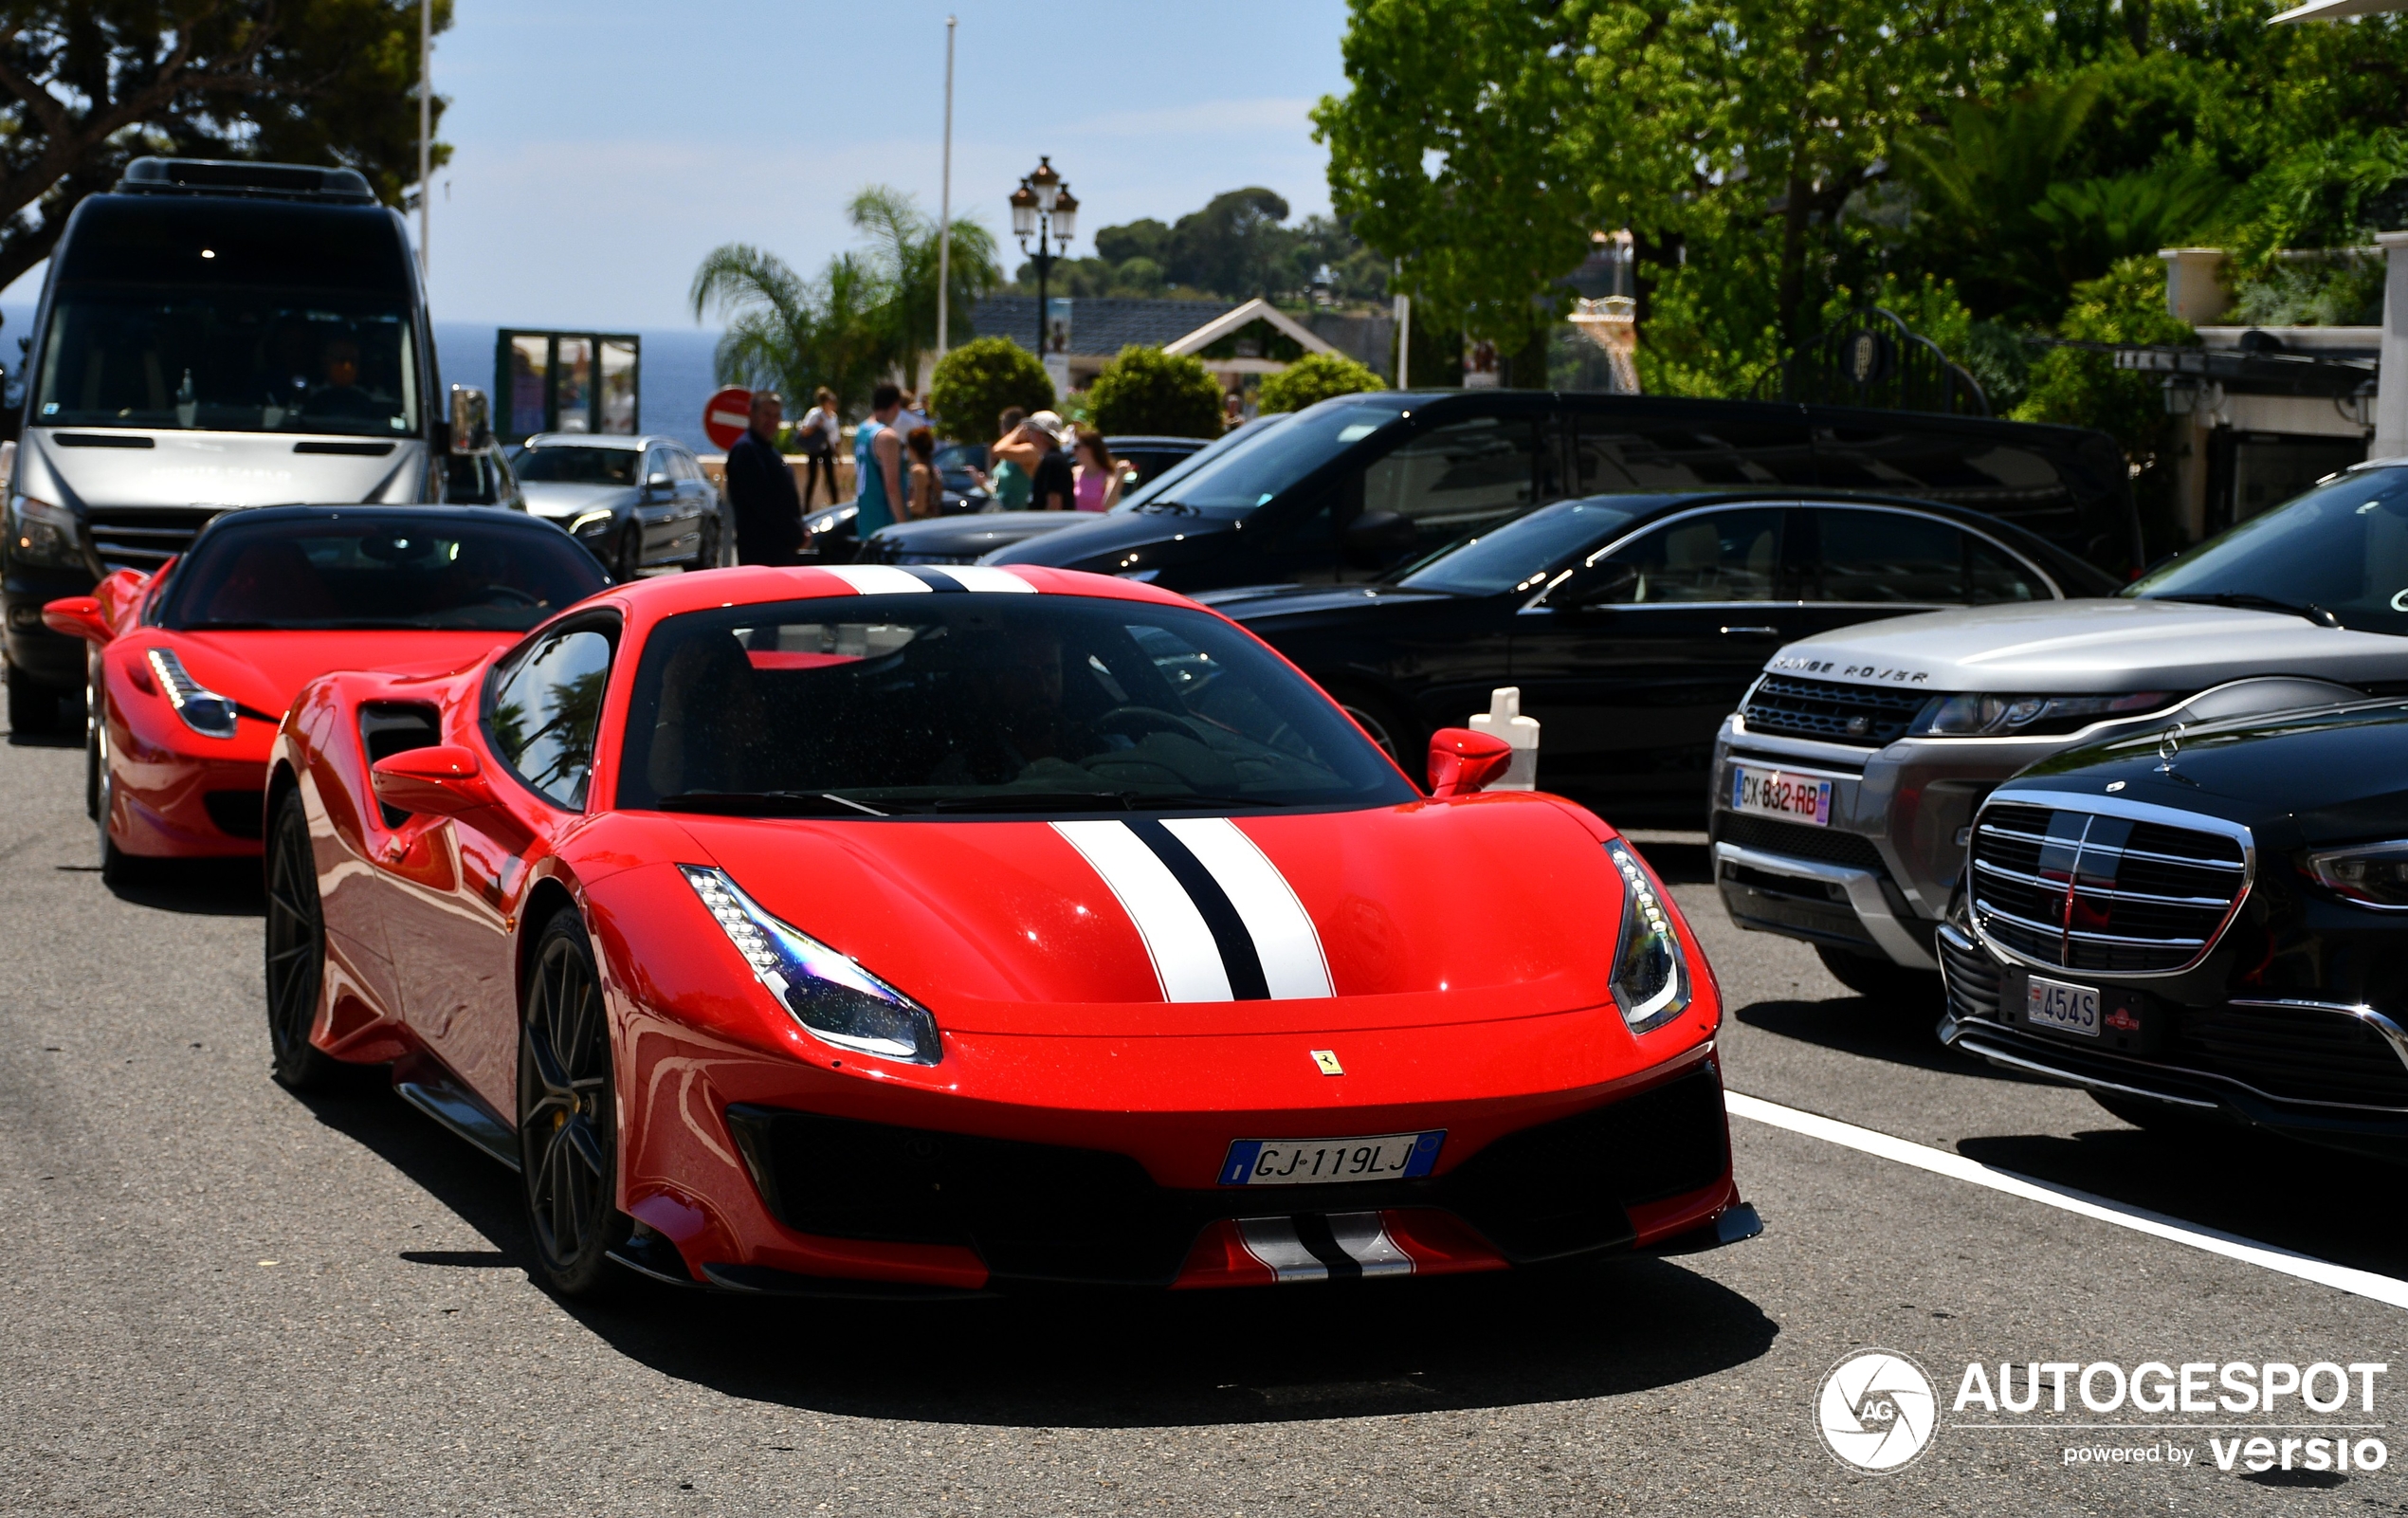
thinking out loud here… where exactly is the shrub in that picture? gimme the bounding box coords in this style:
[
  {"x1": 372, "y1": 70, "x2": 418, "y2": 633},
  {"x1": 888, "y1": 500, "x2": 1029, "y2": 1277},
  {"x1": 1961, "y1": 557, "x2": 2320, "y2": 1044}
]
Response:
[
  {"x1": 927, "y1": 338, "x2": 1054, "y2": 442},
  {"x1": 1258, "y1": 352, "x2": 1383, "y2": 413},
  {"x1": 1086, "y1": 345, "x2": 1224, "y2": 438}
]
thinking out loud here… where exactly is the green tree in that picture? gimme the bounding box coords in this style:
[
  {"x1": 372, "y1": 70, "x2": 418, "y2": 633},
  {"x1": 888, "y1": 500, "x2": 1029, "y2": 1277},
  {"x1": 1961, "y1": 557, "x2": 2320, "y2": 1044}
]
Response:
[
  {"x1": 1313, "y1": 0, "x2": 1594, "y2": 354},
  {"x1": 688, "y1": 245, "x2": 890, "y2": 414},
  {"x1": 1258, "y1": 352, "x2": 1384, "y2": 413},
  {"x1": 1086, "y1": 347, "x2": 1223, "y2": 438},
  {"x1": 1093, "y1": 217, "x2": 1169, "y2": 266},
  {"x1": 927, "y1": 338, "x2": 1054, "y2": 443},
  {"x1": 0, "y1": 0, "x2": 455, "y2": 289},
  {"x1": 847, "y1": 186, "x2": 1001, "y2": 393}
]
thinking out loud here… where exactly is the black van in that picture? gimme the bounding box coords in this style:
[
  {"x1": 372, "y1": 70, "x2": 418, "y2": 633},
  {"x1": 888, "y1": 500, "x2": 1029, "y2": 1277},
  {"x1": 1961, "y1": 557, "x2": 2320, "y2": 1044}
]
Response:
[{"x1": 984, "y1": 391, "x2": 2140, "y2": 592}]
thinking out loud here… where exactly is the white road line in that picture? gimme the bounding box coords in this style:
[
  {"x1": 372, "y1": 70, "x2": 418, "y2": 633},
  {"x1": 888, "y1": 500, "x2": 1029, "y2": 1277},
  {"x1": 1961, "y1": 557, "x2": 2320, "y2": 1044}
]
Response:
[{"x1": 1725, "y1": 1090, "x2": 2408, "y2": 1312}]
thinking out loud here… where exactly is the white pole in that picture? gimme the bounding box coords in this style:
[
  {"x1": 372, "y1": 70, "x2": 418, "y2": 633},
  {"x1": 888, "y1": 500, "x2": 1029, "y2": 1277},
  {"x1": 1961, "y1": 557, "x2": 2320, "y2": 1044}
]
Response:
[
  {"x1": 1394, "y1": 290, "x2": 1411, "y2": 390},
  {"x1": 417, "y1": 0, "x2": 430, "y2": 279},
  {"x1": 936, "y1": 16, "x2": 956, "y2": 359}
]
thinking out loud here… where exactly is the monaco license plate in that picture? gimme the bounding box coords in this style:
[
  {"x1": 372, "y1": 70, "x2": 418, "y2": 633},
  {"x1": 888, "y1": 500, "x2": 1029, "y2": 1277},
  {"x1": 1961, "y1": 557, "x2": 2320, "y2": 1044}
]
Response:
[
  {"x1": 1219, "y1": 1131, "x2": 1444, "y2": 1186},
  {"x1": 2025, "y1": 974, "x2": 2102, "y2": 1037},
  {"x1": 1731, "y1": 764, "x2": 1833, "y2": 826}
]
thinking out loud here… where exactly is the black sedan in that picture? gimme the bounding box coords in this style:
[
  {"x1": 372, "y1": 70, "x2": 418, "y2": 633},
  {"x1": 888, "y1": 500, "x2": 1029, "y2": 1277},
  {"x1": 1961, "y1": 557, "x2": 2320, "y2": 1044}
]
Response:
[
  {"x1": 1939, "y1": 698, "x2": 2408, "y2": 1161},
  {"x1": 1206, "y1": 489, "x2": 2117, "y2": 826},
  {"x1": 859, "y1": 430, "x2": 1241, "y2": 566}
]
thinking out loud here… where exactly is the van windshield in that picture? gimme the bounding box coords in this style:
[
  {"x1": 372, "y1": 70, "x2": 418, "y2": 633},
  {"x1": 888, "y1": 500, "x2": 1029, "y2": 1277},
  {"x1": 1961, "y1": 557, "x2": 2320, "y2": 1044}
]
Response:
[
  {"x1": 34, "y1": 288, "x2": 417, "y2": 436},
  {"x1": 2126, "y1": 466, "x2": 2408, "y2": 635},
  {"x1": 1133, "y1": 399, "x2": 1406, "y2": 515}
]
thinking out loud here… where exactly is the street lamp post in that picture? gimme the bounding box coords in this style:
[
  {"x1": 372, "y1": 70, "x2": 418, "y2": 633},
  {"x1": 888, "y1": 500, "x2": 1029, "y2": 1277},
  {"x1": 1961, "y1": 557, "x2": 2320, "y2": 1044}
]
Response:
[{"x1": 1011, "y1": 156, "x2": 1078, "y2": 359}]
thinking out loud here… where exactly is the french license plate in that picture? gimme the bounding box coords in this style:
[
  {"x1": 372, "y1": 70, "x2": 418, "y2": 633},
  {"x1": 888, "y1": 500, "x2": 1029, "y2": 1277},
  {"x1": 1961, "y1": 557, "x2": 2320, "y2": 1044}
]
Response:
[
  {"x1": 1731, "y1": 763, "x2": 1833, "y2": 826},
  {"x1": 1219, "y1": 1131, "x2": 1444, "y2": 1186},
  {"x1": 2025, "y1": 974, "x2": 2102, "y2": 1037}
]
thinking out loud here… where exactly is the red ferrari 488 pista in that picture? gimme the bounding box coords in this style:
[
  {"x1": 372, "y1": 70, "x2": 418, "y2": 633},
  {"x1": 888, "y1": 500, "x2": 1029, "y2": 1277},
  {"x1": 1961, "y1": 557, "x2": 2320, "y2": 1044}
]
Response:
[
  {"x1": 266, "y1": 561, "x2": 1755, "y2": 1298},
  {"x1": 43, "y1": 504, "x2": 608, "y2": 883}
]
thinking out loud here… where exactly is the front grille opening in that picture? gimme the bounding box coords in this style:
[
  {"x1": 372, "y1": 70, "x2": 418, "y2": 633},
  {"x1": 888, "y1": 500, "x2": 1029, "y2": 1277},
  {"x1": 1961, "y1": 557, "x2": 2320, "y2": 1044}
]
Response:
[
  {"x1": 1715, "y1": 810, "x2": 1888, "y2": 872},
  {"x1": 1742, "y1": 675, "x2": 1931, "y2": 747},
  {"x1": 1969, "y1": 802, "x2": 2246, "y2": 973},
  {"x1": 84, "y1": 506, "x2": 221, "y2": 573},
  {"x1": 202, "y1": 788, "x2": 265, "y2": 839},
  {"x1": 2179, "y1": 1005, "x2": 2408, "y2": 1107}
]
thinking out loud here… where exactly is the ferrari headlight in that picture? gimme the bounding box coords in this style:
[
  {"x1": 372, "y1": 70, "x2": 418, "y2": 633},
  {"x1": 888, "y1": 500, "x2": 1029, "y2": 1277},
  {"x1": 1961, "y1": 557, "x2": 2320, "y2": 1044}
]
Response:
[
  {"x1": 8, "y1": 493, "x2": 81, "y2": 569},
  {"x1": 680, "y1": 865, "x2": 941, "y2": 1064},
  {"x1": 148, "y1": 647, "x2": 239, "y2": 739},
  {"x1": 1908, "y1": 691, "x2": 2170, "y2": 737},
  {"x1": 2308, "y1": 840, "x2": 2408, "y2": 910},
  {"x1": 1605, "y1": 839, "x2": 1688, "y2": 1033}
]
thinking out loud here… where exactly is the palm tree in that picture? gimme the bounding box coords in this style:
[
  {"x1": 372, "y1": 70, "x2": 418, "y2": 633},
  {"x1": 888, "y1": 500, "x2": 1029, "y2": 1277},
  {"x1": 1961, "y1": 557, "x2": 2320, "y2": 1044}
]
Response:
[
  {"x1": 847, "y1": 186, "x2": 1001, "y2": 393},
  {"x1": 687, "y1": 244, "x2": 891, "y2": 414}
]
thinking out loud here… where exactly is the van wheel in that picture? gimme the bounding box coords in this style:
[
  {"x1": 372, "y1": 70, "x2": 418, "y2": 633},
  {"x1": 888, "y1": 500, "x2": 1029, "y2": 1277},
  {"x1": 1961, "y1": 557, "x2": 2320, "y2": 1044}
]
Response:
[{"x1": 1815, "y1": 943, "x2": 1942, "y2": 1007}]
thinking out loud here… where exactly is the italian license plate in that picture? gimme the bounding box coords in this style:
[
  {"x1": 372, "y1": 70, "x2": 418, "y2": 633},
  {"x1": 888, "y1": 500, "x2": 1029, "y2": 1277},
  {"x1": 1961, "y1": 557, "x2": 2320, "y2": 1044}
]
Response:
[
  {"x1": 1219, "y1": 1131, "x2": 1444, "y2": 1186},
  {"x1": 1731, "y1": 764, "x2": 1833, "y2": 826},
  {"x1": 2025, "y1": 974, "x2": 2102, "y2": 1037}
]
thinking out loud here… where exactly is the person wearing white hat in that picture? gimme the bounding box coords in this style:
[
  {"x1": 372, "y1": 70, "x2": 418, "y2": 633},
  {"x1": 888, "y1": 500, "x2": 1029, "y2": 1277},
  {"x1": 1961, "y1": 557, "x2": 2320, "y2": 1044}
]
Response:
[{"x1": 1025, "y1": 411, "x2": 1075, "y2": 511}]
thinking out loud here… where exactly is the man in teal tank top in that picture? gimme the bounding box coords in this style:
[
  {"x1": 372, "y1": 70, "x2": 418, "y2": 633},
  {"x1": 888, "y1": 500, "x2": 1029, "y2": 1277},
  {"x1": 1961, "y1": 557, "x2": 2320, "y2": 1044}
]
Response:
[{"x1": 852, "y1": 383, "x2": 906, "y2": 535}]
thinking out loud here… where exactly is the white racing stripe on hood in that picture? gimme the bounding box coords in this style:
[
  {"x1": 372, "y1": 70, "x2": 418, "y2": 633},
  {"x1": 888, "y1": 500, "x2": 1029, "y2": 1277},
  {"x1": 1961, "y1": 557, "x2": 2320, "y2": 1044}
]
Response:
[
  {"x1": 820, "y1": 564, "x2": 932, "y2": 595},
  {"x1": 943, "y1": 565, "x2": 1038, "y2": 594},
  {"x1": 1159, "y1": 816, "x2": 1333, "y2": 998},
  {"x1": 1051, "y1": 819, "x2": 1232, "y2": 1001}
]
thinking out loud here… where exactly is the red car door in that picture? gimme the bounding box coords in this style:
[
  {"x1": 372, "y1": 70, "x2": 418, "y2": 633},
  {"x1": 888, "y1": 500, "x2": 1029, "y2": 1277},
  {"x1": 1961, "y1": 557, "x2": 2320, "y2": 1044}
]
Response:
[{"x1": 379, "y1": 619, "x2": 617, "y2": 1118}]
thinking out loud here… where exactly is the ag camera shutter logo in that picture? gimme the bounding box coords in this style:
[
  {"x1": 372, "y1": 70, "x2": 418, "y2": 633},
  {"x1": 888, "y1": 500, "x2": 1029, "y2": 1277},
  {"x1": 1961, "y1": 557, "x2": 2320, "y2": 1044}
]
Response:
[{"x1": 1819, "y1": 1349, "x2": 1939, "y2": 1472}]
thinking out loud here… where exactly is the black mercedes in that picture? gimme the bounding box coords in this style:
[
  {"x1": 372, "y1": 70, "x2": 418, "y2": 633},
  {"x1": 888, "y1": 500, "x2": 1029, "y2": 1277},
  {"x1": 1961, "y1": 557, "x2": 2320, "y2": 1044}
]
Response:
[
  {"x1": 1205, "y1": 488, "x2": 2116, "y2": 826},
  {"x1": 1939, "y1": 699, "x2": 2408, "y2": 1161}
]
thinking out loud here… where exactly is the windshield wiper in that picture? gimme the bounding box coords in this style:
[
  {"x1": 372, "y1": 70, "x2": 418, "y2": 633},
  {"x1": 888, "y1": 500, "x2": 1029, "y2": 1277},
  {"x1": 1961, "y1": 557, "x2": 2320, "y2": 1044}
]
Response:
[
  {"x1": 2154, "y1": 592, "x2": 2343, "y2": 629},
  {"x1": 919, "y1": 791, "x2": 1131, "y2": 812},
  {"x1": 654, "y1": 791, "x2": 889, "y2": 817},
  {"x1": 1133, "y1": 498, "x2": 1198, "y2": 516}
]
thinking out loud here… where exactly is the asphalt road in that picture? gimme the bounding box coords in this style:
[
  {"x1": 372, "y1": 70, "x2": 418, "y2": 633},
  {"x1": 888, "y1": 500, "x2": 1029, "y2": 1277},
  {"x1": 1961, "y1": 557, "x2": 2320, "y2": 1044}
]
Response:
[{"x1": 4, "y1": 720, "x2": 2403, "y2": 1516}]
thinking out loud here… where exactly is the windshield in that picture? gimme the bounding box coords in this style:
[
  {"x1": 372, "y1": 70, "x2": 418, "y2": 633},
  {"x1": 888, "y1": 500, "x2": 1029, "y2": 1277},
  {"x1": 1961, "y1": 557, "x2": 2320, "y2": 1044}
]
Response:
[
  {"x1": 1108, "y1": 414, "x2": 1290, "y2": 513},
  {"x1": 35, "y1": 290, "x2": 418, "y2": 436},
  {"x1": 617, "y1": 594, "x2": 1416, "y2": 814},
  {"x1": 160, "y1": 517, "x2": 608, "y2": 631},
  {"x1": 1122, "y1": 403, "x2": 1403, "y2": 515},
  {"x1": 1395, "y1": 498, "x2": 1651, "y2": 595},
  {"x1": 2126, "y1": 466, "x2": 2408, "y2": 634},
  {"x1": 515, "y1": 446, "x2": 640, "y2": 485}
]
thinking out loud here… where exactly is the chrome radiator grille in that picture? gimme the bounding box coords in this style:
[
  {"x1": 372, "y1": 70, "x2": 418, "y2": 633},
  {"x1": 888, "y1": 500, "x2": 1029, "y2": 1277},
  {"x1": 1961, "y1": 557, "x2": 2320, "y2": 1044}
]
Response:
[
  {"x1": 86, "y1": 506, "x2": 222, "y2": 572},
  {"x1": 1969, "y1": 798, "x2": 2249, "y2": 976}
]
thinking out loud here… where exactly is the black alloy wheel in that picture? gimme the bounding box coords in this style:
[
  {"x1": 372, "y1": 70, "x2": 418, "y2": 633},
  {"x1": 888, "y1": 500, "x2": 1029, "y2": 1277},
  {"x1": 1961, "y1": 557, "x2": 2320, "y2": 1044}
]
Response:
[
  {"x1": 264, "y1": 789, "x2": 339, "y2": 1089},
  {"x1": 519, "y1": 911, "x2": 629, "y2": 1296},
  {"x1": 615, "y1": 522, "x2": 644, "y2": 583},
  {"x1": 691, "y1": 513, "x2": 720, "y2": 572},
  {"x1": 94, "y1": 711, "x2": 146, "y2": 889},
  {"x1": 83, "y1": 676, "x2": 101, "y2": 820}
]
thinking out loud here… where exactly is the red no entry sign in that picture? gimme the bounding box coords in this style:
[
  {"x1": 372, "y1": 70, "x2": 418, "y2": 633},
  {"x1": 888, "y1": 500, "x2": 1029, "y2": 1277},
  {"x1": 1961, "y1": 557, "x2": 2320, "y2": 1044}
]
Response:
[{"x1": 702, "y1": 386, "x2": 754, "y2": 451}]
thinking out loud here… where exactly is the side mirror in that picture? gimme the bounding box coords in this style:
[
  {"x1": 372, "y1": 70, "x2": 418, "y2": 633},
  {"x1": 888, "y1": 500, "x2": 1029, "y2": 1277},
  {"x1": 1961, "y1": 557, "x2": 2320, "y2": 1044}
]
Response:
[
  {"x1": 644, "y1": 470, "x2": 674, "y2": 497},
  {"x1": 448, "y1": 384, "x2": 493, "y2": 453},
  {"x1": 371, "y1": 744, "x2": 496, "y2": 818},
  {"x1": 41, "y1": 594, "x2": 110, "y2": 644},
  {"x1": 1427, "y1": 727, "x2": 1514, "y2": 798},
  {"x1": 1342, "y1": 508, "x2": 1417, "y2": 558}
]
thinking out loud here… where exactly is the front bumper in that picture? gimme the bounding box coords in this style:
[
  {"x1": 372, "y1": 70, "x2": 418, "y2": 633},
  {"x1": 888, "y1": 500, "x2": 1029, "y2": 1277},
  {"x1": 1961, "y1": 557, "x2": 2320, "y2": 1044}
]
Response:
[
  {"x1": 1937, "y1": 922, "x2": 2408, "y2": 1161},
  {"x1": 5, "y1": 567, "x2": 96, "y2": 688},
  {"x1": 1709, "y1": 717, "x2": 2099, "y2": 970}
]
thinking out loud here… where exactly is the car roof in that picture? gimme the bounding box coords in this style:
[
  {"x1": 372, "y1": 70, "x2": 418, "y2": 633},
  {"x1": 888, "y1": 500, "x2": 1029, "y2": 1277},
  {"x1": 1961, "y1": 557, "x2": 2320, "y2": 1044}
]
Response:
[
  {"x1": 1104, "y1": 435, "x2": 1211, "y2": 448},
  {"x1": 591, "y1": 564, "x2": 1200, "y2": 633},
  {"x1": 191, "y1": 503, "x2": 562, "y2": 533},
  {"x1": 521, "y1": 433, "x2": 686, "y2": 451}
]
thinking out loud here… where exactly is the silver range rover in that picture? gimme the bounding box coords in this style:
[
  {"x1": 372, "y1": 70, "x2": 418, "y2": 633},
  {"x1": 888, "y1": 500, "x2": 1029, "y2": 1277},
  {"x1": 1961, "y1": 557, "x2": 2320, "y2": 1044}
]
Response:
[{"x1": 1708, "y1": 460, "x2": 2408, "y2": 992}]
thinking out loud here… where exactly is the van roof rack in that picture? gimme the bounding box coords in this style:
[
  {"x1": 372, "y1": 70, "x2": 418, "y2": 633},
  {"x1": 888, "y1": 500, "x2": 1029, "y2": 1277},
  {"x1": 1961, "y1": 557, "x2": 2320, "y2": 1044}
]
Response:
[{"x1": 116, "y1": 156, "x2": 376, "y2": 205}]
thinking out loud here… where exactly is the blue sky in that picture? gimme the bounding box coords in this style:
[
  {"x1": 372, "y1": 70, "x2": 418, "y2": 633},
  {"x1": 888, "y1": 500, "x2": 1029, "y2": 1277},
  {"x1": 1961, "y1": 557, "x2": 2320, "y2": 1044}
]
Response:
[{"x1": 240, "y1": 0, "x2": 1353, "y2": 330}]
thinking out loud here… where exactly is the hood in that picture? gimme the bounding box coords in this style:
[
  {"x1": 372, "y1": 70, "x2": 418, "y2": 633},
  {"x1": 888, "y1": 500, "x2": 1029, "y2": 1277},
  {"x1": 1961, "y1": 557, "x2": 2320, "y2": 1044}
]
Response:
[
  {"x1": 869, "y1": 511, "x2": 1085, "y2": 555},
  {"x1": 141, "y1": 628, "x2": 513, "y2": 720},
  {"x1": 22, "y1": 428, "x2": 426, "y2": 509},
  {"x1": 1768, "y1": 596, "x2": 2408, "y2": 695},
  {"x1": 665, "y1": 796, "x2": 1641, "y2": 1035},
  {"x1": 983, "y1": 509, "x2": 1235, "y2": 571},
  {"x1": 2014, "y1": 699, "x2": 2408, "y2": 842},
  {"x1": 1201, "y1": 583, "x2": 1459, "y2": 621},
  {"x1": 518, "y1": 481, "x2": 629, "y2": 519}
]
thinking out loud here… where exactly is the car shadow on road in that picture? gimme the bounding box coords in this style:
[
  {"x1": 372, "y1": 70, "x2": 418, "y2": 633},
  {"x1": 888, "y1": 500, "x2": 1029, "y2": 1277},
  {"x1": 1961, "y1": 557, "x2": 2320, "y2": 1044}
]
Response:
[
  {"x1": 292, "y1": 1075, "x2": 1781, "y2": 1428},
  {"x1": 1956, "y1": 1125, "x2": 2408, "y2": 1284},
  {"x1": 95, "y1": 857, "x2": 265, "y2": 916},
  {"x1": 1734, "y1": 997, "x2": 2046, "y2": 1084}
]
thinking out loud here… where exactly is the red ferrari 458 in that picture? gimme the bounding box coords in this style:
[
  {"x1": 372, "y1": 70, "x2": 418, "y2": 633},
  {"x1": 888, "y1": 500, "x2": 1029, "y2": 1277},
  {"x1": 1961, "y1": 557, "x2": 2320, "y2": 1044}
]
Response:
[
  {"x1": 42, "y1": 504, "x2": 607, "y2": 883},
  {"x1": 265, "y1": 561, "x2": 1755, "y2": 1298}
]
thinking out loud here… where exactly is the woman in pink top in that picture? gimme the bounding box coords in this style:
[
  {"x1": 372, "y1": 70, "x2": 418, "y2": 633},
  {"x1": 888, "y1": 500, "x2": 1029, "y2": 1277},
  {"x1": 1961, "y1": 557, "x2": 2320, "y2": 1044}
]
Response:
[{"x1": 1072, "y1": 430, "x2": 1121, "y2": 513}]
